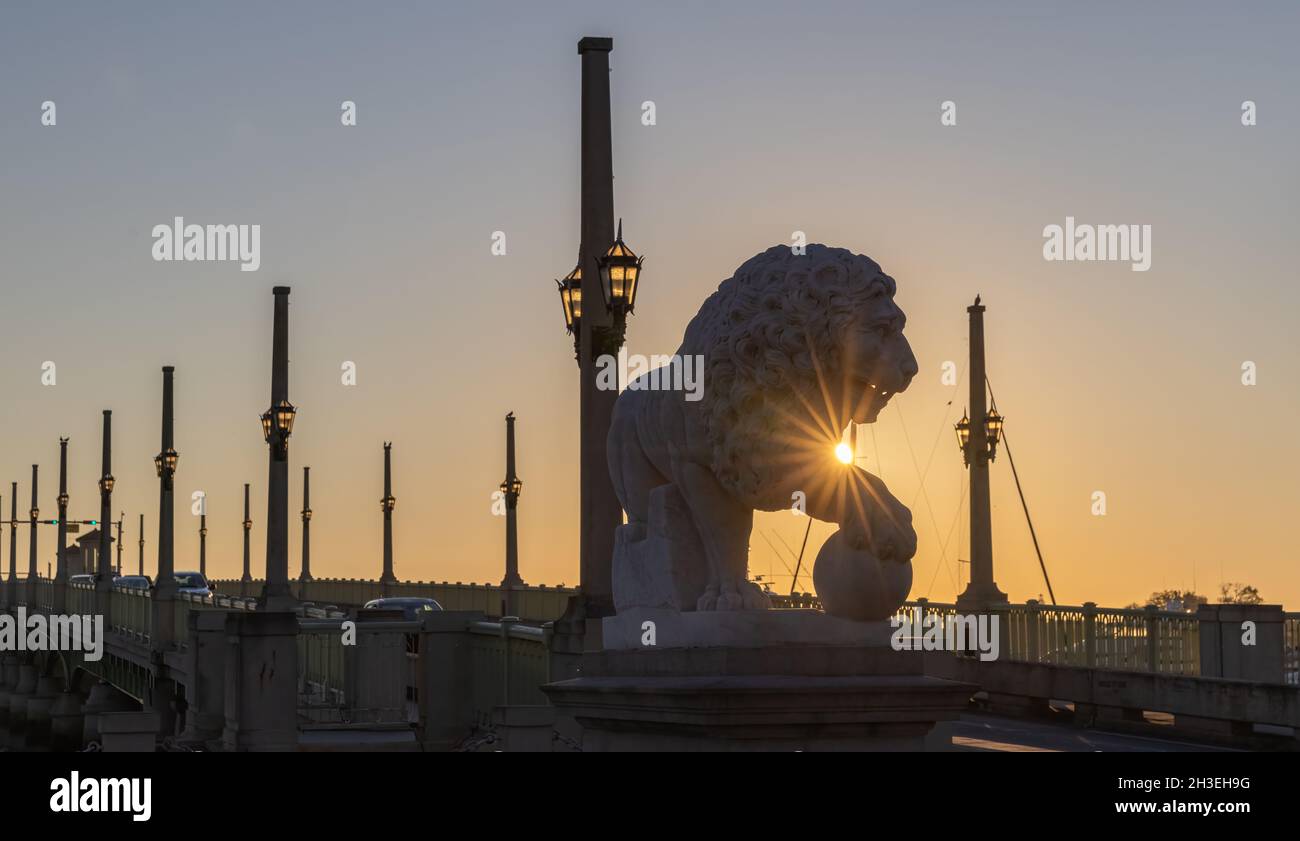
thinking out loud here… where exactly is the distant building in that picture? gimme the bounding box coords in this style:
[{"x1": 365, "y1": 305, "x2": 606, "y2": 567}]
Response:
[{"x1": 61, "y1": 529, "x2": 113, "y2": 577}]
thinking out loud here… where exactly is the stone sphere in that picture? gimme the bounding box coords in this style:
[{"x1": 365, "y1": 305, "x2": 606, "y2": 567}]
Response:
[{"x1": 813, "y1": 529, "x2": 912, "y2": 621}]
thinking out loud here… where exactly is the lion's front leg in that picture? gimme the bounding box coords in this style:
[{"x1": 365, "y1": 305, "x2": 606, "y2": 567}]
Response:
[{"x1": 672, "y1": 458, "x2": 768, "y2": 611}]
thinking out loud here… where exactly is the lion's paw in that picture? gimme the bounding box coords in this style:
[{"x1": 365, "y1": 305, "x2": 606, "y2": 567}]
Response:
[{"x1": 696, "y1": 580, "x2": 771, "y2": 611}]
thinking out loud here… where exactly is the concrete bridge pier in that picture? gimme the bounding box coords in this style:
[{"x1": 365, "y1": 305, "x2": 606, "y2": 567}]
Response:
[
  {"x1": 82, "y1": 680, "x2": 139, "y2": 747},
  {"x1": 221, "y1": 611, "x2": 299, "y2": 751},
  {"x1": 24, "y1": 670, "x2": 65, "y2": 751},
  {"x1": 49, "y1": 688, "x2": 88, "y2": 752},
  {"x1": 7, "y1": 663, "x2": 39, "y2": 750},
  {"x1": 0, "y1": 653, "x2": 21, "y2": 745},
  {"x1": 178, "y1": 609, "x2": 228, "y2": 746}
]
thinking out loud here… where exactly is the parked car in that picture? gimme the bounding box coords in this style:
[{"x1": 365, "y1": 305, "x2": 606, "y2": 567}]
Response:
[
  {"x1": 173, "y1": 571, "x2": 211, "y2": 597},
  {"x1": 362, "y1": 597, "x2": 443, "y2": 619},
  {"x1": 114, "y1": 575, "x2": 152, "y2": 590}
]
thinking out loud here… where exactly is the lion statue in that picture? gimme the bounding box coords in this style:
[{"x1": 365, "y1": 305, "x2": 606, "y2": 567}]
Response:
[{"x1": 608, "y1": 244, "x2": 919, "y2": 618}]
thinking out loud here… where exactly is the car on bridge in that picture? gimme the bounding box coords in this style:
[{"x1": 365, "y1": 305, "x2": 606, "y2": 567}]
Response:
[
  {"x1": 69, "y1": 574, "x2": 95, "y2": 587},
  {"x1": 174, "y1": 571, "x2": 212, "y2": 597},
  {"x1": 114, "y1": 575, "x2": 152, "y2": 590},
  {"x1": 362, "y1": 597, "x2": 443, "y2": 619}
]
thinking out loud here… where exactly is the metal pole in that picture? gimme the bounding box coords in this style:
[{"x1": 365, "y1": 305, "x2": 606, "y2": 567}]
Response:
[
  {"x1": 957, "y1": 300, "x2": 1006, "y2": 608},
  {"x1": 98, "y1": 411, "x2": 114, "y2": 590},
  {"x1": 262, "y1": 286, "x2": 293, "y2": 607},
  {"x1": 241, "y1": 483, "x2": 252, "y2": 596},
  {"x1": 380, "y1": 443, "x2": 396, "y2": 588},
  {"x1": 156, "y1": 366, "x2": 177, "y2": 597},
  {"x1": 299, "y1": 462, "x2": 312, "y2": 595},
  {"x1": 575, "y1": 36, "x2": 620, "y2": 620},
  {"x1": 53, "y1": 440, "x2": 69, "y2": 613}
]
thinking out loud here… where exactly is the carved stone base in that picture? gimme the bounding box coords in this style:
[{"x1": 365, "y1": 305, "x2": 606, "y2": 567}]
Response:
[{"x1": 543, "y1": 611, "x2": 976, "y2": 751}]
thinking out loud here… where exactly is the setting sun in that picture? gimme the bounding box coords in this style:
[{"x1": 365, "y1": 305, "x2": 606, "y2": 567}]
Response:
[{"x1": 835, "y1": 442, "x2": 854, "y2": 465}]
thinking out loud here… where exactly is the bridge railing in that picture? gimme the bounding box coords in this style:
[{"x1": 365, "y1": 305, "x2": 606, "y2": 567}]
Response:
[
  {"x1": 893, "y1": 598, "x2": 1200, "y2": 676},
  {"x1": 211, "y1": 577, "x2": 577, "y2": 623},
  {"x1": 1286, "y1": 613, "x2": 1300, "y2": 686},
  {"x1": 111, "y1": 586, "x2": 152, "y2": 640},
  {"x1": 296, "y1": 618, "x2": 419, "y2": 726},
  {"x1": 68, "y1": 580, "x2": 96, "y2": 615},
  {"x1": 467, "y1": 619, "x2": 550, "y2": 715}
]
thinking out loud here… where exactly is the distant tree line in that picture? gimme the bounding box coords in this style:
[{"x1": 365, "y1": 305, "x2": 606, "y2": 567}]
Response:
[{"x1": 1126, "y1": 583, "x2": 1263, "y2": 612}]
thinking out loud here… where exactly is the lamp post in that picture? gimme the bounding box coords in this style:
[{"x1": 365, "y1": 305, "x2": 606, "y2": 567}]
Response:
[
  {"x1": 299, "y1": 466, "x2": 312, "y2": 597},
  {"x1": 380, "y1": 443, "x2": 397, "y2": 591},
  {"x1": 199, "y1": 510, "x2": 207, "y2": 579},
  {"x1": 27, "y1": 462, "x2": 37, "y2": 603},
  {"x1": 7, "y1": 483, "x2": 14, "y2": 597},
  {"x1": 137, "y1": 513, "x2": 144, "y2": 577},
  {"x1": 955, "y1": 298, "x2": 1007, "y2": 609},
  {"x1": 98, "y1": 412, "x2": 114, "y2": 588},
  {"x1": 54, "y1": 438, "x2": 69, "y2": 611},
  {"x1": 500, "y1": 413, "x2": 524, "y2": 615},
  {"x1": 241, "y1": 483, "x2": 252, "y2": 597},
  {"x1": 261, "y1": 286, "x2": 296, "y2": 609},
  {"x1": 154, "y1": 366, "x2": 178, "y2": 605},
  {"x1": 552, "y1": 36, "x2": 642, "y2": 629}
]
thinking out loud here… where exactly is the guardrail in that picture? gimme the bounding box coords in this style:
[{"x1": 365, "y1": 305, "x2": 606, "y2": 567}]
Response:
[
  {"x1": 211, "y1": 577, "x2": 576, "y2": 623},
  {"x1": 895, "y1": 598, "x2": 1200, "y2": 676},
  {"x1": 297, "y1": 618, "x2": 419, "y2": 726},
  {"x1": 467, "y1": 619, "x2": 550, "y2": 715},
  {"x1": 1286, "y1": 613, "x2": 1300, "y2": 686}
]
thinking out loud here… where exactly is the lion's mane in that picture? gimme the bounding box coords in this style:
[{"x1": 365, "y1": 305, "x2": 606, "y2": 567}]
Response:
[{"x1": 683, "y1": 244, "x2": 898, "y2": 508}]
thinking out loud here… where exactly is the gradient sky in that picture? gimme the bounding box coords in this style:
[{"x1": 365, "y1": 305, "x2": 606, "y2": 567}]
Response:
[{"x1": 1, "y1": 1, "x2": 1297, "y2": 609}]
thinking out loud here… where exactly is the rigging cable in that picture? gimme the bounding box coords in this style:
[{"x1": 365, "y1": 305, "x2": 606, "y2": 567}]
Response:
[{"x1": 986, "y1": 376, "x2": 1056, "y2": 605}]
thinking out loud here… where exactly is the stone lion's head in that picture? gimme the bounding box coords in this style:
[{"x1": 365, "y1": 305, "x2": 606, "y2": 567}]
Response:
[{"x1": 685, "y1": 244, "x2": 918, "y2": 506}]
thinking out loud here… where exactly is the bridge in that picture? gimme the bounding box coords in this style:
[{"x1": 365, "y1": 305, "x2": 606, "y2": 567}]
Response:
[{"x1": 2, "y1": 572, "x2": 1296, "y2": 751}]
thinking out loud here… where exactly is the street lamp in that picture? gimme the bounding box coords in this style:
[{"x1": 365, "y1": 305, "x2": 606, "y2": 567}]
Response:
[
  {"x1": 557, "y1": 256, "x2": 583, "y2": 335},
  {"x1": 954, "y1": 410, "x2": 972, "y2": 467},
  {"x1": 955, "y1": 407, "x2": 1005, "y2": 466},
  {"x1": 154, "y1": 447, "x2": 178, "y2": 489},
  {"x1": 381, "y1": 493, "x2": 396, "y2": 513},
  {"x1": 598, "y1": 219, "x2": 643, "y2": 316},
  {"x1": 499, "y1": 476, "x2": 523, "y2": 500},
  {"x1": 984, "y1": 408, "x2": 1004, "y2": 462},
  {"x1": 261, "y1": 398, "x2": 296, "y2": 460},
  {"x1": 99, "y1": 475, "x2": 115, "y2": 494}
]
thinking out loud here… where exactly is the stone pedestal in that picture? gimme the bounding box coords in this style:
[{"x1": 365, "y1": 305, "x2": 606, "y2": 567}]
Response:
[
  {"x1": 543, "y1": 608, "x2": 975, "y2": 751},
  {"x1": 416, "y1": 610, "x2": 487, "y2": 751},
  {"x1": 1197, "y1": 604, "x2": 1286, "y2": 684},
  {"x1": 222, "y1": 611, "x2": 298, "y2": 752},
  {"x1": 179, "y1": 609, "x2": 228, "y2": 744}
]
